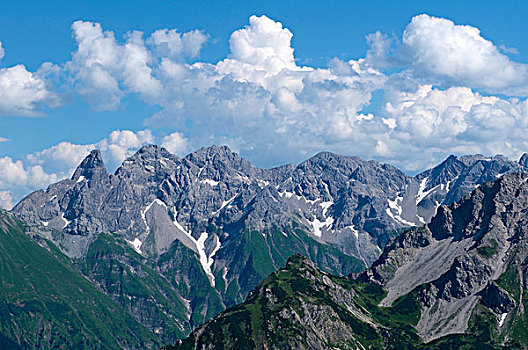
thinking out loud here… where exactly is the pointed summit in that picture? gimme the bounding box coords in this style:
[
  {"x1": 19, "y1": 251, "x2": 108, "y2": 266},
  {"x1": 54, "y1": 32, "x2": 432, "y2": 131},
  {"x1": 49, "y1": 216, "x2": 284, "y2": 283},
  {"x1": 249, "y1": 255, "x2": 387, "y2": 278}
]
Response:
[
  {"x1": 185, "y1": 145, "x2": 251, "y2": 171},
  {"x1": 426, "y1": 154, "x2": 464, "y2": 183},
  {"x1": 189, "y1": 145, "x2": 238, "y2": 160},
  {"x1": 127, "y1": 144, "x2": 177, "y2": 162},
  {"x1": 519, "y1": 153, "x2": 528, "y2": 168},
  {"x1": 119, "y1": 144, "x2": 180, "y2": 171},
  {"x1": 71, "y1": 149, "x2": 107, "y2": 182}
]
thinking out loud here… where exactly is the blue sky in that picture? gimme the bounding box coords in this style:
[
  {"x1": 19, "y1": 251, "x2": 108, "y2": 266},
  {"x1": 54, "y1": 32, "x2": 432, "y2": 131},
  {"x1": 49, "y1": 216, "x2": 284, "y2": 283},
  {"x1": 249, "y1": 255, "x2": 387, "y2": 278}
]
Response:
[{"x1": 1, "y1": 0, "x2": 528, "y2": 208}]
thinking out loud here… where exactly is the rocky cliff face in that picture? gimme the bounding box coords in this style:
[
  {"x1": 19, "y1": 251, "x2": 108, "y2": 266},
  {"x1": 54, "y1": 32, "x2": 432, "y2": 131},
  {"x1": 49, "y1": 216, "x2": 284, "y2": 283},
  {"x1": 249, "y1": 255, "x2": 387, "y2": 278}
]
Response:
[
  {"x1": 13, "y1": 146, "x2": 526, "y2": 265},
  {"x1": 172, "y1": 173, "x2": 528, "y2": 349},
  {"x1": 169, "y1": 254, "x2": 424, "y2": 350},
  {"x1": 362, "y1": 172, "x2": 528, "y2": 343},
  {"x1": 11, "y1": 145, "x2": 528, "y2": 341},
  {"x1": 169, "y1": 254, "x2": 513, "y2": 349}
]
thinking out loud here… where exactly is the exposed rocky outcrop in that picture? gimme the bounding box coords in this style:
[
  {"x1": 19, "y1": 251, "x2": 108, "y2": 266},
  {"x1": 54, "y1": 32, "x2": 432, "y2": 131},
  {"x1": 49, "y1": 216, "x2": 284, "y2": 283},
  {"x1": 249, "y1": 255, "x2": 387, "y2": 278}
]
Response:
[
  {"x1": 11, "y1": 145, "x2": 528, "y2": 342},
  {"x1": 169, "y1": 254, "x2": 422, "y2": 350},
  {"x1": 172, "y1": 169, "x2": 528, "y2": 348},
  {"x1": 362, "y1": 172, "x2": 528, "y2": 342}
]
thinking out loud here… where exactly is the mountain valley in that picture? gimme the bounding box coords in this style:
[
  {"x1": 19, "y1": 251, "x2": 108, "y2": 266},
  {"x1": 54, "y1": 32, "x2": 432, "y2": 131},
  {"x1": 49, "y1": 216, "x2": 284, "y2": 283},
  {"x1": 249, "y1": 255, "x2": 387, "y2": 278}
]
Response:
[{"x1": 5, "y1": 145, "x2": 528, "y2": 348}]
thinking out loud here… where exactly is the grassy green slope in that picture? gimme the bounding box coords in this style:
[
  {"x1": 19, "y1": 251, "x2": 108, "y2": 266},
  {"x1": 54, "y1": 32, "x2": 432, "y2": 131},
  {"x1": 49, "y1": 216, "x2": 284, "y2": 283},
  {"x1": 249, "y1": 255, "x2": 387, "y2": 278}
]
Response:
[
  {"x1": 81, "y1": 232, "x2": 192, "y2": 343},
  {"x1": 0, "y1": 210, "x2": 159, "y2": 349},
  {"x1": 216, "y1": 225, "x2": 365, "y2": 308},
  {"x1": 167, "y1": 254, "x2": 510, "y2": 350}
]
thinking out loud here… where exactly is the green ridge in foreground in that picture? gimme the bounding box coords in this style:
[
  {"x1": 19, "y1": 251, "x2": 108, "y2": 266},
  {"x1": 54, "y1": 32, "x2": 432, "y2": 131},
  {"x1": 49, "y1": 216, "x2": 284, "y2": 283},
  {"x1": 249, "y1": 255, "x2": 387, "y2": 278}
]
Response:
[
  {"x1": 166, "y1": 254, "x2": 511, "y2": 350},
  {"x1": 0, "y1": 210, "x2": 160, "y2": 349}
]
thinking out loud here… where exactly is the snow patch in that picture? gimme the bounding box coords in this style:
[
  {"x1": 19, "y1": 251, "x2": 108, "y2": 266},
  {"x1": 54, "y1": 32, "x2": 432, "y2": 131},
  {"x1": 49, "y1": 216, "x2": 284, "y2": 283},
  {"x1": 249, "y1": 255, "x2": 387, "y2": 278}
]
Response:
[
  {"x1": 312, "y1": 216, "x2": 334, "y2": 237},
  {"x1": 153, "y1": 198, "x2": 167, "y2": 208},
  {"x1": 201, "y1": 179, "x2": 219, "y2": 187},
  {"x1": 256, "y1": 179, "x2": 270, "y2": 188},
  {"x1": 76, "y1": 175, "x2": 86, "y2": 183},
  {"x1": 303, "y1": 197, "x2": 318, "y2": 205},
  {"x1": 42, "y1": 195, "x2": 57, "y2": 207},
  {"x1": 415, "y1": 177, "x2": 440, "y2": 205},
  {"x1": 320, "y1": 201, "x2": 333, "y2": 216},
  {"x1": 279, "y1": 190, "x2": 301, "y2": 200},
  {"x1": 213, "y1": 194, "x2": 238, "y2": 215},
  {"x1": 234, "y1": 174, "x2": 251, "y2": 183},
  {"x1": 171, "y1": 212, "x2": 189, "y2": 235},
  {"x1": 221, "y1": 267, "x2": 229, "y2": 292},
  {"x1": 311, "y1": 201, "x2": 335, "y2": 237},
  {"x1": 442, "y1": 177, "x2": 457, "y2": 193},
  {"x1": 141, "y1": 199, "x2": 167, "y2": 234},
  {"x1": 278, "y1": 190, "x2": 321, "y2": 206},
  {"x1": 196, "y1": 232, "x2": 220, "y2": 286},
  {"x1": 416, "y1": 215, "x2": 427, "y2": 225},
  {"x1": 60, "y1": 213, "x2": 71, "y2": 228},
  {"x1": 499, "y1": 312, "x2": 507, "y2": 327},
  {"x1": 41, "y1": 221, "x2": 48, "y2": 227},
  {"x1": 126, "y1": 238, "x2": 143, "y2": 254},
  {"x1": 386, "y1": 196, "x2": 414, "y2": 226},
  {"x1": 212, "y1": 235, "x2": 222, "y2": 256},
  {"x1": 172, "y1": 209, "x2": 220, "y2": 286},
  {"x1": 346, "y1": 225, "x2": 359, "y2": 239},
  {"x1": 197, "y1": 166, "x2": 205, "y2": 178}
]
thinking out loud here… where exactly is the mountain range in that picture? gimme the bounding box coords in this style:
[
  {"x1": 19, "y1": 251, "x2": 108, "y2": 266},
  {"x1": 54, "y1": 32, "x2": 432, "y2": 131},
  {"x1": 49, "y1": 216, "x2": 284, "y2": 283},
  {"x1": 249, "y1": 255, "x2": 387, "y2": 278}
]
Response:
[
  {"x1": 6, "y1": 144, "x2": 528, "y2": 348},
  {"x1": 171, "y1": 172, "x2": 528, "y2": 349}
]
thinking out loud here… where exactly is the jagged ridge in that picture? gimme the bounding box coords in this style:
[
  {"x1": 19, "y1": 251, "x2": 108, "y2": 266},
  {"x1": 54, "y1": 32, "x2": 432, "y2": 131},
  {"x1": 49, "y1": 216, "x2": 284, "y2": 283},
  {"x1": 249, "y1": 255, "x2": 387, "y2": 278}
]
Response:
[{"x1": 10, "y1": 145, "x2": 528, "y2": 342}]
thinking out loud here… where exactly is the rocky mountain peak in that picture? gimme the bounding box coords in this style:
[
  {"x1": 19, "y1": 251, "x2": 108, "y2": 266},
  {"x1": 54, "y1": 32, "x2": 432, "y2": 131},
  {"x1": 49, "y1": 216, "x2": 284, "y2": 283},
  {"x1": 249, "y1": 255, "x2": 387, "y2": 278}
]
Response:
[
  {"x1": 186, "y1": 144, "x2": 239, "y2": 163},
  {"x1": 115, "y1": 144, "x2": 180, "y2": 178},
  {"x1": 130, "y1": 144, "x2": 176, "y2": 161},
  {"x1": 458, "y1": 153, "x2": 490, "y2": 166},
  {"x1": 11, "y1": 145, "x2": 528, "y2": 347},
  {"x1": 300, "y1": 151, "x2": 360, "y2": 170},
  {"x1": 434, "y1": 154, "x2": 460, "y2": 170},
  {"x1": 199, "y1": 144, "x2": 234, "y2": 156},
  {"x1": 285, "y1": 253, "x2": 314, "y2": 271},
  {"x1": 71, "y1": 149, "x2": 107, "y2": 182},
  {"x1": 421, "y1": 154, "x2": 465, "y2": 187},
  {"x1": 365, "y1": 171, "x2": 528, "y2": 341},
  {"x1": 519, "y1": 152, "x2": 528, "y2": 167},
  {"x1": 184, "y1": 145, "x2": 255, "y2": 175}
]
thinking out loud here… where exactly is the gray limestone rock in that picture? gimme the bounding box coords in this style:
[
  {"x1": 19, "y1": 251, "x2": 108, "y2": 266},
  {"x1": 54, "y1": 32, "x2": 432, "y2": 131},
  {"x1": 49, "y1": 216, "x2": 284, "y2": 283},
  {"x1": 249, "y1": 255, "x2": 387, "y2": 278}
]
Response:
[
  {"x1": 362, "y1": 172, "x2": 528, "y2": 341},
  {"x1": 11, "y1": 144, "x2": 528, "y2": 341},
  {"x1": 13, "y1": 146, "x2": 527, "y2": 266}
]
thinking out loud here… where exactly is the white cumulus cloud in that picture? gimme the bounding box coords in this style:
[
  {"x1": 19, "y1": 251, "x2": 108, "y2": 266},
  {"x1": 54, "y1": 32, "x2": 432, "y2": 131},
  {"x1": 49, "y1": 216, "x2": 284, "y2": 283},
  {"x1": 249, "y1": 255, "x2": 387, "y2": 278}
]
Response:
[
  {"x1": 4, "y1": 13, "x2": 528, "y2": 203},
  {"x1": 379, "y1": 84, "x2": 528, "y2": 171},
  {"x1": 99, "y1": 129, "x2": 155, "y2": 169},
  {"x1": 0, "y1": 156, "x2": 59, "y2": 190},
  {"x1": 143, "y1": 15, "x2": 386, "y2": 165},
  {"x1": 402, "y1": 14, "x2": 528, "y2": 91},
  {"x1": 148, "y1": 28, "x2": 208, "y2": 59},
  {"x1": 220, "y1": 15, "x2": 297, "y2": 76},
  {"x1": 0, "y1": 64, "x2": 56, "y2": 116},
  {"x1": 160, "y1": 132, "x2": 189, "y2": 155},
  {"x1": 68, "y1": 20, "x2": 209, "y2": 110},
  {"x1": 0, "y1": 191, "x2": 13, "y2": 210}
]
